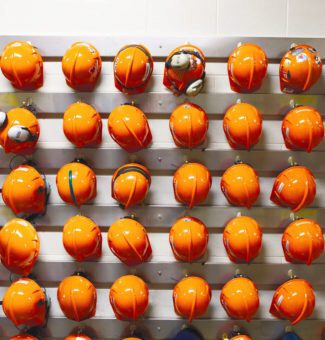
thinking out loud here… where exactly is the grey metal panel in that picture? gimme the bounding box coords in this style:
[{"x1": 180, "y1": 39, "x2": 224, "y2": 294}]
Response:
[
  {"x1": 1, "y1": 36, "x2": 325, "y2": 58},
  {"x1": 1, "y1": 92, "x2": 325, "y2": 115}
]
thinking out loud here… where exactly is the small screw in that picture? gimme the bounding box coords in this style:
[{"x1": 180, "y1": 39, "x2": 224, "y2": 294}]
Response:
[
  {"x1": 157, "y1": 326, "x2": 161, "y2": 332},
  {"x1": 157, "y1": 214, "x2": 163, "y2": 220},
  {"x1": 157, "y1": 271, "x2": 162, "y2": 276},
  {"x1": 158, "y1": 157, "x2": 162, "y2": 162},
  {"x1": 158, "y1": 100, "x2": 163, "y2": 106}
]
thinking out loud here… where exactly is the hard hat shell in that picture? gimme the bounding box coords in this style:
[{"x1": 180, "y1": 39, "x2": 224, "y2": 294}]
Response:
[
  {"x1": 10, "y1": 335, "x2": 38, "y2": 340},
  {"x1": 282, "y1": 218, "x2": 324, "y2": 265},
  {"x1": 228, "y1": 43, "x2": 268, "y2": 93},
  {"x1": 270, "y1": 278, "x2": 315, "y2": 325},
  {"x1": 0, "y1": 107, "x2": 40, "y2": 154},
  {"x1": 173, "y1": 163, "x2": 212, "y2": 209},
  {"x1": 108, "y1": 104, "x2": 152, "y2": 152},
  {"x1": 280, "y1": 44, "x2": 322, "y2": 93},
  {"x1": 173, "y1": 276, "x2": 211, "y2": 322},
  {"x1": 282, "y1": 105, "x2": 324, "y2": 152},
  {"x1": 107, "y1": 217, "x2": 152, "y2": 266},
  {"x1": 114, "y1": 44, "x2": 153, "y2": 95},
  {"x1": 270, "y1": 165, "x2": 316, "y2": 212},
  {"x1": 0, "y1": 218, "x2": 39, "y2": 276},
  {"x1": 63, "y1": 102, "x2": 102, "y2": 148},
  {"x1": 2, "y1": 278, "x2": 47, "y2": 327},
  {"x1": 223, "y1": 102, "x2": 262, "y2": 150},
  {"x1": 223, "y1": 215, "x2": 262, "y2": 263},
  {"x1": 282, "y1": 332, "x2": 301, "y2": 340},
  {"x1": 229, "y1": 337, "x2": 252, "y2": 340},
  {"x1": 109, "y1": 275, "x2": 149, "y2": 320},
  {"x1": 57, "y1": 275, "x2": 97, "y2": 321},
  {"x1": 173, "y1": 327, "x2": 204, "y2": 340},
  {"x1": 221, "y1": 163, "x2": 260, "y2": 208},
  {"x1": 169, "y1": 102, "x2": 209, "y2": 148},
  {"x1": 65, "y1": 335, "x2": 92, "y2": 340},
  {"x1": 220, "y1": 276, "x2": 259, "y2": 321},
  {"x1": 63, "y1": 215, "x2": 102, "y2": 261},
  {"x1": 169, "y1": 216, "x2": 209, "y2": 262},
  {"x1": 62, "y1": 42, "x2": 102, "y2": 91},
  {"x1": 2, "y1": 164, "x2": 47, "y2": 217},
  {"x1": 111, "y1": 163, "x2": 151, "y2": 209},
  {"x1": 0, "y1": 41, "x2": 43, "y2": 90},
  {"x1": 122, "y1": 338, "x2": 142, "y2": 340},
  {"x1": 163, "y1": 44, "x2": 206, "y2": 96},
  {"x1": 56, "y1": 161, "x2": 97, "y2": 207}
]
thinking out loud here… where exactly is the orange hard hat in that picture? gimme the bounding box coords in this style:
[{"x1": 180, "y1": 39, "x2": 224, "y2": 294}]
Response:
[
  {"x1": 163, "y1": 44, "x2": 206, "y2": 96},
  {"x1": 169, "y1": 102, "x2": 209, "y2": 148},
  {"x1": 228, "y1": 43, "x2": 268, "y2": 93},
  {"x1": 2, "y1": 278, "x2": 48, "y2": 327},
  {"x1": 63, "y1": 102, "x2": 102, "y2": 148},
  {"x1": 221, "y1": 163, "x2": 260, "y2": 208},
  {"x1": 2, "y1": 164, "x2": 48, "y2": 217},
  {"x1": 62, "y1": 42, "x2": 101, "y2": 91},
  {"x1": 173, "y1": 276, "x2": 211, "y2": 322},
  {"x1": 173, "y1": 163, "x2": 212, "y2": 209},
  {"x1": 282, "y1": 218, "x2": 324, "y2": 265},
  {"x1": 122, "y1": 338, "x2": 141, "y2": 340},
  {"x1": 223, "y1": 102, "x2": 262, "y2": 150},
  {"x1": 220, "y1": 276, "x2": 259, "y2": 321},
  {"x1": 10, "y1": 335, "x2": 38, "y2": 340},
  {"x1": 109, "y1": 275, "x2": 149, "y2": 320},
  {"x1": 169, "y1": 216, "x2": 209, "y2": 262},
  {"x1": 0, "y1": 218, "x2": 39, "y2": 276},
  {"x1": 65, "y1": 335, "x2": 92, "y2": 340},
  {"x1": 111, "y1": 163, "x2": 151, "y2": 209},
  {"x1": 228, "y1": 337, "x2": 252, "y2": 340},
  {"x1": 108, "y1": 104, "x2": 152, "y2": 152},
  {"x1": 270, "y1": 278, "x2": 315, "y2": 324},
  {"x1": 56, "y1": 161, "x2": 97, "y2": 207},
  {"x1": 57, "y1": 275, "x2": 97, "y2": 321},
  {"x1": 114, "y1": 44, "x2": 153, "y2": 95},
  {"x1": 63, "y1": 215, "x2": 102, "y2": 261},
  {"x1": 270, "y1": 165, "x2": 316, "y2": 212},
  {"x1": 0, "y1": 41, "x2": 43, "y2": 90},
  {"x1": 107, "y1": 217, "x2": 152, "y2": 266},
  {"x1": 282, "y1": 105, "x2": 324, "y2": 152},
  {"x1": 0, "y1": 107, "x2": 40, "y2": 154},
  {"x1": 223, "y1": 215, "x2": 262, "y2": 263},
  {"x1": 280, "y1": 44, "x2": 322, "y2": 93}
]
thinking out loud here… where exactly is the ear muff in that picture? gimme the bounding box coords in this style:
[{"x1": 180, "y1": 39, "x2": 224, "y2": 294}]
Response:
[
  {"x1": 0, "y1": 111, "x2": 7, "y2": 128},
  {"x1": 7, "y1": 126, "x2": 35, "y2": 143},
  {"x1": 186, "y1": 79, "x2": 204, "y2": 96}
]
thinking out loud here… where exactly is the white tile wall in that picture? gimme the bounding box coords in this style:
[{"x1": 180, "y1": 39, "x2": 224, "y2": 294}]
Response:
[
  {"x1": 218, "y1": 0, "x2": 288, "y2": 36},
  {"x1": 287, "y1": 0, "x2": 325, "y2": 37},
  {"x1": 0, "y1": 0, "x2": 324, "y2": 37}
]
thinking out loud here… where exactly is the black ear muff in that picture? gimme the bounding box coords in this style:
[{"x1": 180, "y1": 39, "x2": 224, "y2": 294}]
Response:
[{"x1": 0, "y1": 111, "x2": 7, "y2": 128}]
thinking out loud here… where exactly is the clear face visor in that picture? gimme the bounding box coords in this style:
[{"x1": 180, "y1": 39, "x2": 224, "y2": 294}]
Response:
[{"x1": 7, "y1": 125, "x2": 32, "y2": 143}]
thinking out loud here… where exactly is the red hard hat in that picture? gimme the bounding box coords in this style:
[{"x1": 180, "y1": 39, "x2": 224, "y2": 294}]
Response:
[
  {"x1": 270, "y1": 278, "x2": 315, "y2": 324},
  {"x1": 109, "y1": 275, "x2": 149, "y2": 320},
  {"x1": 270, "y1": 165, "x2": 316, "y2": 212},
  {"x1": 228, "y1": 43, "x2": 268, "y2": 93},
  {"x1": 173, "y1": 276, "x2": 211, "y2": 322},
  {"x1": 282, "y1": 105, "x2": 324, "y2": 152},
  {"x1": 173, "y1": 163, "x2": 212, "y2": 208},
  {"x1": 220, "y1": 276, "x2": 259, "y2": 321},
  {"x1": 169, "y1": 216, "x2": 209, "y2": 262},
  {"x1": 221, "y1": 163, "x2": 260, "y2": 208},
  {"x1": 280, "y1": 44, "x2": 322, "y2": 93},
  {"x1": 282, "y1": 218, "x2": 324, "y2": 265},
  {"x1": 223, "y1": 215, "x2": 262, "y2": 263}
]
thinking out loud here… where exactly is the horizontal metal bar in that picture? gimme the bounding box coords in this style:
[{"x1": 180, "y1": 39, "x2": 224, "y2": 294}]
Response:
[
  {"x1": 1, "y1": 36, "x2": 325, "y2": 58},
  {"x1": 0, "y1": 317, "x2": 321, "y2": 340},
  {"x1": 0, "y1": 205, "x2": 323, "y2": 229},
  {"x1": 1, "y1": 92, "x2": 324, "y2": 115}
]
